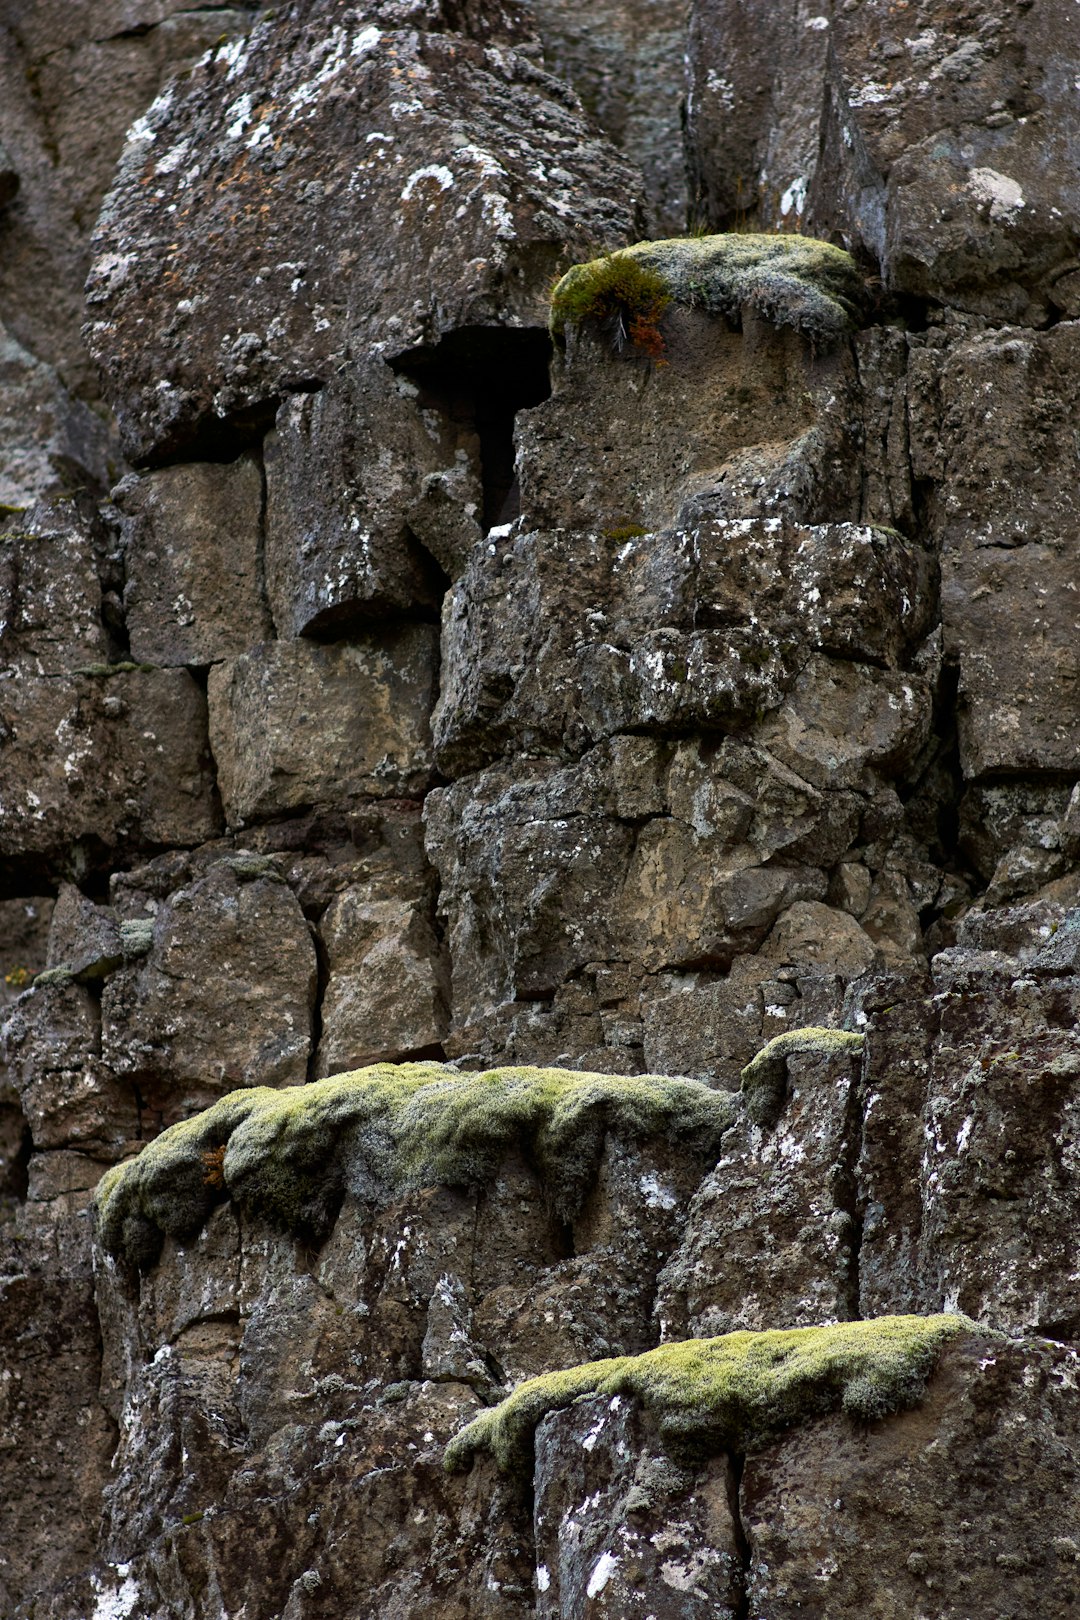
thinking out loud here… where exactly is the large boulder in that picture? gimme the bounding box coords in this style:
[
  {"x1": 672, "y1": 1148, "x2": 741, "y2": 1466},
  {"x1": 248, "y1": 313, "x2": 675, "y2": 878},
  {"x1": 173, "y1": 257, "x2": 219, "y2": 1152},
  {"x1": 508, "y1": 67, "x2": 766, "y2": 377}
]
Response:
[{"x1": 85, "y1": 0, "x2": 643, "y2": 463}]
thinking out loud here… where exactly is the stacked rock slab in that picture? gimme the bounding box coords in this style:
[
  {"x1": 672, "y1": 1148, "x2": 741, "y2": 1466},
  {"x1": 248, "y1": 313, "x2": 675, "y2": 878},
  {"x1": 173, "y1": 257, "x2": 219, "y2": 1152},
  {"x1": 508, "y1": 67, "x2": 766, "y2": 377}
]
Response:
[{"x1": 2, "y1": 0, "x2": 1080, "y2": 1614}]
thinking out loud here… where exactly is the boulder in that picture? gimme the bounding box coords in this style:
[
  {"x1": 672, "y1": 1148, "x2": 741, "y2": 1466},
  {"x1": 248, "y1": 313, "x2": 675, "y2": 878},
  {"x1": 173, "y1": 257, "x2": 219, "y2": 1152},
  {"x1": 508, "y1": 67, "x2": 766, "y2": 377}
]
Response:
[{"x1": 85, "y1": 2, "x2": 643, "y2": 462}]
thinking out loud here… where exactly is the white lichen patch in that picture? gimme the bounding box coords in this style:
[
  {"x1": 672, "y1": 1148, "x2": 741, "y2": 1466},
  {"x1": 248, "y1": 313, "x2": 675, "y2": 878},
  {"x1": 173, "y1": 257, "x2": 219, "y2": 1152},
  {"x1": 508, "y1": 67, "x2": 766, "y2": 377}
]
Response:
[{"x1": 968, "y1": 168, "x2": 1026, "y2": 221}]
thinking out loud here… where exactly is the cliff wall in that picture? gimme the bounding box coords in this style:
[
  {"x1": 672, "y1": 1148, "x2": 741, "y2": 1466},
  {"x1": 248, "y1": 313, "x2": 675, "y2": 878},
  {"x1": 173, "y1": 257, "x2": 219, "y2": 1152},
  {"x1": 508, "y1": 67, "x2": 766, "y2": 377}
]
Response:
[{"x1": 1, "y1": 2, "x2": 1080, "y2": 1615}]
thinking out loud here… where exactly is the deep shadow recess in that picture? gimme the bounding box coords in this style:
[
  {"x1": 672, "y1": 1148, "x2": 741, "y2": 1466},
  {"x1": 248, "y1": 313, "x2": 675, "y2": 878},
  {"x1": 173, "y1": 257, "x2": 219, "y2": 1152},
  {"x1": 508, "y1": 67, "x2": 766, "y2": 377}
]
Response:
[{"x1": 389, "y1": 326, "x2": 553, "y2": 532}]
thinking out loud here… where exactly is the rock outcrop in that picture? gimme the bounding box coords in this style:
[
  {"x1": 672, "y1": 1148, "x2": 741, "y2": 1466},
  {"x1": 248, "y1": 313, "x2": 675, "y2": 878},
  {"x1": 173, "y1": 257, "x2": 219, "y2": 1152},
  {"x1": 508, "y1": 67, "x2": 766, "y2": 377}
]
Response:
[{"x1": 3, "y1": 0, "x2": 1080, "y2": 1615}]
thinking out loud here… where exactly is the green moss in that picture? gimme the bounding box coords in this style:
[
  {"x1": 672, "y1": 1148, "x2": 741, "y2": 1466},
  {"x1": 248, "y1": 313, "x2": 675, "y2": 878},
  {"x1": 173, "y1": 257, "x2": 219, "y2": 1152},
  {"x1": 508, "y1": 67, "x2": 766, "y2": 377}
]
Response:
[
  {"x1": 444, "y1": 1313, "x2": 972, "y2": 1474},
  {"x1": 551, "y1": 233, "x2": 864, "y2": 355},
  {"x1": 741, "y1": 1026, "x2": 864, "y2": 1126},
  {"x1": 73, "y1": 661, "x2": 156, "y2": 678},
  {"x1": 32, "y1": 964, "x2": 75, "y2": 988},
  {"x1": 550, "y1": 251, "x2": 671, "y2": 359},
  {"x1": 95, "y1": 1063, "x2": 737, "y2": 1270}
]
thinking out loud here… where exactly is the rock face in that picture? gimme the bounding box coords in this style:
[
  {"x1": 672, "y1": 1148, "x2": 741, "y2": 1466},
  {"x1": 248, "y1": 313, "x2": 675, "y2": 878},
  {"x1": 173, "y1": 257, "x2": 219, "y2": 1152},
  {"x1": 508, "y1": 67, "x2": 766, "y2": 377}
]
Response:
[{"x1": 3, "y1": 0, "x2": 1080, "y2": 1615}]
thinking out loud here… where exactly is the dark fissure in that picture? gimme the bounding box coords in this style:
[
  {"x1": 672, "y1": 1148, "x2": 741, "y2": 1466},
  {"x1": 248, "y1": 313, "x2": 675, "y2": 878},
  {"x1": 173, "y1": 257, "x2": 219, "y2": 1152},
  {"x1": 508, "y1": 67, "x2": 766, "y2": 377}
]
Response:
[{"x1": 389, "y1": 325, "x2": 553, "y2": 532}]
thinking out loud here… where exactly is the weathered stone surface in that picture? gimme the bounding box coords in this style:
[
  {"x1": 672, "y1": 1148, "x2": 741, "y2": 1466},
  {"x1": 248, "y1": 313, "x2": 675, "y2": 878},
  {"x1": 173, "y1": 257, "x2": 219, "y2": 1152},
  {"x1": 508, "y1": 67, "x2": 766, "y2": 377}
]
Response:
[
  {"x1": 435, "y1": 519, "x2": 933, "y2": 774},
  {"x1": 317, "y1": 887, "x2": 448, "y2": 1073},
  {"x1": 657, "y1": 1040, "x2": 862, "y2": 1338},
  {"x1": 743, "y1": 1334, "x2": 1080, "y2": 1618},
  {"x1": 0, "y1": 324, "x2": 116, "y2": 507},
  {"x1": 263, "y1": 360, "x2": 456, "y2": 636},
  {"x1": 0, "y1": 498, "x2": 112, "y2": 675},
  {"x1": 85, "y1": 3, "x2": 643, "y2": 462},
  {"x1": 208, "y1": 628, "x2": 438, "y2": 825},
  {"x1": 0, "y1": 3, "x2": 268, "y2": 394},
  {"x1": 45, "y1": 884, "x2": 122, "y2": 980},
  {"x1": 521, "y1": 304, "x2": 861, "y2": 538},
  {"x1": 100, "y1": 860, "x2": 317, "y2": 1127},
  {"x1": 425, "y1": 725, "x2": 933, "y2": 1062},
  {"x1": 0, "y1": 1273, "x2": 115, "y2": 1615},
  {"x1": 686, "y1": 1, "x2": 1080, "y2": 321},
  {"x1": 935, "y1": 323, "x2": 1080, "y2": 775},
  {"x1": 2, "y1": 978, "x2": 137, "y2": 1152},
  {"x1": 530, "y1": 0, "x2": 690, "y2": 234},
  {"x1": 0, "y1": 665, "x2": 219, "y2": 869},
  {"x1": 116, "y1": 455, "x2": 272, "y2": 665},
  {"x1": 533, "y1": 1395, "x2": 743, "y2": 1618}
]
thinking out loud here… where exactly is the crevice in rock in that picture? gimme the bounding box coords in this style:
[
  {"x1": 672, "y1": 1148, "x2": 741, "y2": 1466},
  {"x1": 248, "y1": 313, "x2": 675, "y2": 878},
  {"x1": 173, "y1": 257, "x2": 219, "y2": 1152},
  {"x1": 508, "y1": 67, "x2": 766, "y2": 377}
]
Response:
[
  {"x1": 0, "y1": 1112, "x2": 32, "y2": 1205},
  {"x1": 834, "y1": 1045, "x2": 866, "y2": 1321},
  {"x1": 252, "y1": 443, "x2": 276, "y2": 640},
  {"x1": 726, "y1": 1450, "x2": 751, "y2": 1620},
  {"x1": 306, "y1": 922, "x2": 331, "y2": 1085},
  {"x1": 388, "y1": 326, "x2": 553, "y2": 533},
  {"x1": 138, "y1": 395, "x2": 281, "y2": 473}
]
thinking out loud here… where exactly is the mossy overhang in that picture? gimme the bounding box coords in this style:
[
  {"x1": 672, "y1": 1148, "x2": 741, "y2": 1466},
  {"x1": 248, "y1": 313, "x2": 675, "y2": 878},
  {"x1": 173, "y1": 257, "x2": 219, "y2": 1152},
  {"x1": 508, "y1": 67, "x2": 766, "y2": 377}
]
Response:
[
  {"x1": 444, "y1": 1312, "x2": 976, "y2": 1475},
  {"x1": 94, "y1": 1061, "x2": 738, "y2": 1271},
  {"x1": 550, "y1": 232, "x2": 866, "y2": 349},
  {"x1": 741, "y1": 1025, "x2": 865, "y2": 1127}
]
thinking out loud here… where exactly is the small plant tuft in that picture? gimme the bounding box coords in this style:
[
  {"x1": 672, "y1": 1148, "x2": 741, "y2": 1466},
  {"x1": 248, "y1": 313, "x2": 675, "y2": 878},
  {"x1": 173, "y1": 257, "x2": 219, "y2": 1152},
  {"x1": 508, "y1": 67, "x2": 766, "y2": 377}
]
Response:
[{"x1": 550, "y1": 252, "x2": 672, "y2": 361}]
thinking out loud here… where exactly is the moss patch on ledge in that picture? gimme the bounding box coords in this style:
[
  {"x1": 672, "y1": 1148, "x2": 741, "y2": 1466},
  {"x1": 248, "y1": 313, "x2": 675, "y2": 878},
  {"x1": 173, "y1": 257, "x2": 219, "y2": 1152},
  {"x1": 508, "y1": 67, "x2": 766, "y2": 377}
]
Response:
[
  {"x1": 95, "y1": 1063, "x2": 737, "y2": 1270},
  {"x1": 551, "y1": 233, "x2": 865, "y2": 354},
  {"x1": 445, "y1": 1314, "x2": 972, "y2": 1474},
  {"x1": 741, "y1": 1026, "x2": 864, "y2": 1126}
]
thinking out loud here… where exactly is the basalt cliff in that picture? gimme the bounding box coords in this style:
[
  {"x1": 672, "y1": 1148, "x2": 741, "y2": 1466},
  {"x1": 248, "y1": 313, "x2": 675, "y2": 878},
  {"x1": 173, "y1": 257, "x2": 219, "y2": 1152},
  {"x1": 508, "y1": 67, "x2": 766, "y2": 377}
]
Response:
[{"x1": 2, "y1": 2, "x2": 1080, "y2": 1616}]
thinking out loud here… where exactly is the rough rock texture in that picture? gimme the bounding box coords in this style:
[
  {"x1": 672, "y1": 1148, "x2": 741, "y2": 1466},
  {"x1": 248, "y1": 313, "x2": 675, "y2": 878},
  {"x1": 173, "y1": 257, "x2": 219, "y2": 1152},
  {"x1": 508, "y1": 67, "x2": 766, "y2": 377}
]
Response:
[
  {"x1": 85, "y1": 0, "x2": 643, "y2": 464},
  {"x1": 3, "y1": 0, "x2": 1080, "y2": 1613},
  {"x1": 529, "y1": 0, "x2": 690, "y2": 234}
]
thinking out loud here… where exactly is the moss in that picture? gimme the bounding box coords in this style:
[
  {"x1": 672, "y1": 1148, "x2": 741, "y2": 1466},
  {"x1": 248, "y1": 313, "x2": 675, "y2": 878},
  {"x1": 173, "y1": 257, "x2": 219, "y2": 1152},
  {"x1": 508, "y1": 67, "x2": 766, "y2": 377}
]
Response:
[
  {"x1": 444, "y1": 1313, "x2": 973, "y2": 1475},
  {"x1": 741, "y1": 1026, "x2": 864, "y2": 1127},
  {"x1": 551, "y1": 233, "x2": 864, "y2": 357},
  {"x1": 95, "y1": 1063, "x2": 737, "y2": 1270},
  {"x1": 32, "y1": 964, "x2": 75, "y2": 988},
  {"x1": 73, "y1": 661, "x2": 156, "y2": 678},
  {"x1": 119, "y1": 918, "x2": 154, "y2": 958},
  {"x1": 550, "y1": 251, "x2": 671, "y2": 359}
]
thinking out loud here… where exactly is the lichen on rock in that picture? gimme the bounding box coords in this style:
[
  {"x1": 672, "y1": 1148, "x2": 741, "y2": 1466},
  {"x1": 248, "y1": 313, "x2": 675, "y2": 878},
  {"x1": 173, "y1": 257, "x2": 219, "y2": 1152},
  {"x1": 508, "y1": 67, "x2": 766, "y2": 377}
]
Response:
[
  {"x1": 95, "y1": 1062, "x2": 737, "y2": 1269},
  {"x1": 550, "y1": 232, "x2": 866, "y2": 353},
  {"x1": 740, "y1": 1025, "x2": 864, "y2": 1126},
  {"x1": 445, "y1": 1312, "x2": 973, "y2": 1473}
]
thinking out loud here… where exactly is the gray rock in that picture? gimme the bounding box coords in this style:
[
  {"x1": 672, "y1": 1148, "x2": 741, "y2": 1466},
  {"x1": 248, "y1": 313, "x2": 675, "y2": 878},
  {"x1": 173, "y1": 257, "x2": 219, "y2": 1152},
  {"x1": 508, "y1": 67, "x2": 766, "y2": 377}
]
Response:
[
  {"x1": 208, "y1": 628, "x2": 438, "y2": 826},
  {"x1": 45, "y1": 884, "x2": 122, "y2": 981},
  {"x1": 0, "y1": 325, "x2": 116, "y2": 507},
  {"x1": 743, "y1": 1335, "x2": 1080, "y2": 1618},
  {"x1": 656, "y1": 1040, "x2": 862, "y2": 1338},
  {"x1": 520, "y1": 300, "x2": 861, "y2": 538},
  {"x1": 85, "y1": 3, "x2": 643, "y2": 462},
  {"x1": 316, "y1": 888, "x2": 448, "y2": 1073},
  {"x1": 263, "y1": 361, "x2": 455, "y2": 636},
  {"x1": 533, "y1": 1395, "x2": 743, "y2": 1618},
  {"x1": 100, "y1": 860, "x2": 317, "y2": 1127},
  {"x1": 530, "y1": 0, "x2": 690, "y2": 234},
  {"x1": 117, "y1": 456, "x2": 272, "y2": 664},
  {"x1": 0, "y1": 665, "x2": 219, "y2": 868},
  {"x1": 2, "y1": 977, "x2": 137, "y2": 1151},
  {"x1": 435, "y1": 520, "x2": 933, "y2": 775},
  {"x1": 0, "y1": 499, "x2": 111, "y2": 675},
  {"x1": 686, "y1": 0, "x2": 1080, "y2": 322},
  {"x1": 937, "y1": 323, "x2": 1080, "y2": 776},
  {"x1": 0, "y1": 3, "x2": 268, "y2": 396}
]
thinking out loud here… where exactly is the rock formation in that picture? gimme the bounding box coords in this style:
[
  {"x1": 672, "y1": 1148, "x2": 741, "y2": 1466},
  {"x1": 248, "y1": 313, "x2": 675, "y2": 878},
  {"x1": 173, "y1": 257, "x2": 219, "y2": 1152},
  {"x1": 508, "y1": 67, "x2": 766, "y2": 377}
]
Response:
[{"x1": 2, "y1": 0, "x2": 1080, "y2": 1614}]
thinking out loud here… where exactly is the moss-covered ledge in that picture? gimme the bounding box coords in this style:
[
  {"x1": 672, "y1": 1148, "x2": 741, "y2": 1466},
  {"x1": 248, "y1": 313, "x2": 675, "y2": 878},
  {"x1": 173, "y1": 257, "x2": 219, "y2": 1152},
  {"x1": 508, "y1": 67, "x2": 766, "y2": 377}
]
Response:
[
  {"x1": 741, "y1": 1026, "x2": 865, "y2": 1126},
  {"x1": 445, "y1": 1314, "x2": 974, "y2": 1474},
  {"x1": 95, "y1": 1062, "x2": 737, "y2": 1271},
  {"x1": 550, "y1": 233, "x2": 866, "y2": 357}
]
